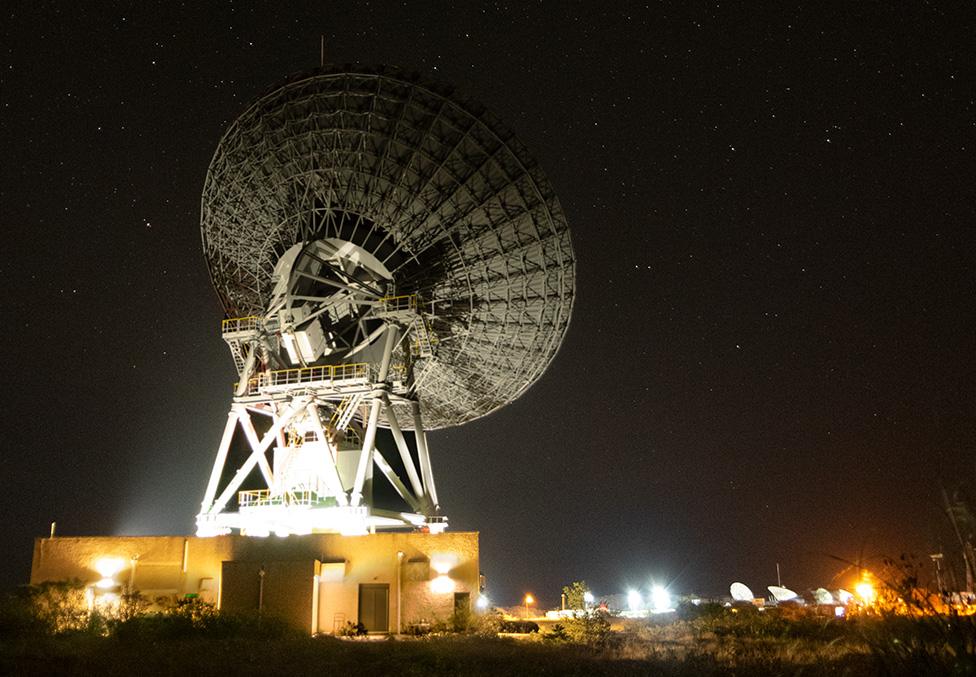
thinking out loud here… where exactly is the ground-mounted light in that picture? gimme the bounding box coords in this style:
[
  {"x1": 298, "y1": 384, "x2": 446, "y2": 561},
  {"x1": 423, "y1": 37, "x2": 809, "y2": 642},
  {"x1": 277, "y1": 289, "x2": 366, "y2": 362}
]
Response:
[
  {"x1": 583, "y1": 591, "x2": 595, "y2": 606},
  {"x1": 476, "y1": 594, "x2": 489, "y2": 610},
  {"x1": 651, "y1": 585, "x2": 672, "y2": 613},
  {"x1": 627, "y1": 589, "x2": 643, "y2": 611}
]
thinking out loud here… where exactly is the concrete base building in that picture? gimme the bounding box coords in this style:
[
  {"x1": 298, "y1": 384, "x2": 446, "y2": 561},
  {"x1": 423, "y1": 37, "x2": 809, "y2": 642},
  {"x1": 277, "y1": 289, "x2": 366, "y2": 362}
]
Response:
[{"x1": 31, "y1": 532, "x2": 479, "y2": 635}]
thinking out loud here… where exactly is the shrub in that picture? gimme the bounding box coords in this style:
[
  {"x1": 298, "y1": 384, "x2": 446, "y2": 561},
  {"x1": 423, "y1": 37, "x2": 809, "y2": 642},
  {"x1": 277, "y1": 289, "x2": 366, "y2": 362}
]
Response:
[
  {"x1": 15, "y1": 580, "x2": 90, "y2": 635},
  {"x1": 543, "y1": 623, "x2": 569, "y2": 642},
  {"x1": 471, "y1": 609, "x2": 503, "y2": 636},
  {"x1": 563, "y1": 611, "x2": 612, "y2": 647},
  {"x1": 498, "y1": 619, "x2": 539, "y2": 633}
]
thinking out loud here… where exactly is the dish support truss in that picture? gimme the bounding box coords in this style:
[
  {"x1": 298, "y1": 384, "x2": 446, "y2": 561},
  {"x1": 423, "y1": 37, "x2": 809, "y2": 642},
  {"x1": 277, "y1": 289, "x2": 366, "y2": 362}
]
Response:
[{"x1": 195, "y1": 306, "x2": 446, "y2": 537}]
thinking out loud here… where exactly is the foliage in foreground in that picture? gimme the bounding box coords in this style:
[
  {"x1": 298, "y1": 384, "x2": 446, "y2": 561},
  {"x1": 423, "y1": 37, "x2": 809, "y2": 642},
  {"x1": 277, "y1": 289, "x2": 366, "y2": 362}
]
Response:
[{"x1": 1, "y1": 581, "x2": 973, "y2": 675}]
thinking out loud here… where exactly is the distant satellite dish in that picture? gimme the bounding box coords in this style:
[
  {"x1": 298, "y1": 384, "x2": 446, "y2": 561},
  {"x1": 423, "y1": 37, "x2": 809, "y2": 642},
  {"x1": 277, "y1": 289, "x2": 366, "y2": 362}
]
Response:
[
  {"x1": 730, "y1": 582, "x2": 754, "y2": 601},
  {"x1": 814, "y1": 588, "x2": 834, "y2": 605},
  {"x1": 768, "y1": 585, "x2": 798, "y2": 602},
  {"x1": 837, "y1": 589, "x2": 854, "y2": 604}
]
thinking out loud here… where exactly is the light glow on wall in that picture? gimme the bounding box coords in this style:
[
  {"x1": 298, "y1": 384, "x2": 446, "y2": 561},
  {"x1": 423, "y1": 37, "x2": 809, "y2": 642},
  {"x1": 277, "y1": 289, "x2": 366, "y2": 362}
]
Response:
[
  {"x1": 430, "y1": 574, "x2": 455, "y2": 594},
  {"x1": 430, "y1": 554, "x2": 456, "y2": 576}
]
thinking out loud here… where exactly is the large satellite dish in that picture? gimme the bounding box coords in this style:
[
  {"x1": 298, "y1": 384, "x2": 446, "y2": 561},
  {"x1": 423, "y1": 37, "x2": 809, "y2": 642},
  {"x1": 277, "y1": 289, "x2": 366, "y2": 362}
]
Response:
[
  {"x1": 195, "y1": 66, "x2": 575, "y2": 537},
  {"x1": 730, "y1": 582, "x2": 754, "y2": 601},
  {"x1": 201, "y1": 65, "x2": 575, "y2": 430},
  {"x1": 768, "y1": 585, "x2": 799, "y2": 602}
]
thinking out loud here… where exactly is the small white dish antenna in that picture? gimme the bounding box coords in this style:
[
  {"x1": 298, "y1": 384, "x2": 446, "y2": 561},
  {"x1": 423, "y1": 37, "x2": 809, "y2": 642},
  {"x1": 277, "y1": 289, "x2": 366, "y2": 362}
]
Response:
[
  {"x1": 814, "y1": 588, "x2": 834, "y2": 604},
  {"x1": 730, "y1": 582, "x2": 754, "y2": 601},
  {"x1": 768, "y1": 585, "x2": 798, "y2": 602}
]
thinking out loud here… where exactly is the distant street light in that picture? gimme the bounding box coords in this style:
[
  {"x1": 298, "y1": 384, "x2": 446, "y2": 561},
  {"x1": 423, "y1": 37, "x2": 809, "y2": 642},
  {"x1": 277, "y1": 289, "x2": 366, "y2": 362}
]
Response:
[
  {"x1": 524, "y1": 593, "x2": 535, "y2": 618},
  {"x1": 855, "y1": 581, "x2": 876, "y2": 604}
]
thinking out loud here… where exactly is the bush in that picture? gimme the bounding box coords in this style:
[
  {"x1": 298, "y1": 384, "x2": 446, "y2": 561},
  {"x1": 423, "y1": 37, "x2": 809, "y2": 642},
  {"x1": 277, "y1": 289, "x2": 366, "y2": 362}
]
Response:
[
  {"x1": 563, "y1": 611, "x2": 612, "y2": 647},
  {"x1": 471, "y1": 610, "x2": 504, "y2": 637},
  {"x1": 11, "y1": 580, "x2": 91, "y2": 636},
  {"x1": 543, "y1": 623, "x2": 569, "y2": 642},
  {"x1": 497, "y1": 619, "x2": 539, "y2": 633}
]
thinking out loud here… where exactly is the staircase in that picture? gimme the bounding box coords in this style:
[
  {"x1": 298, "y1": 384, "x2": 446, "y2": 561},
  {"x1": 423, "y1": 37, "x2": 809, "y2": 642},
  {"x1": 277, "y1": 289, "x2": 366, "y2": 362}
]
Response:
[{"x1": 329, "y1": 392, "x2": 364, "y2": 431}]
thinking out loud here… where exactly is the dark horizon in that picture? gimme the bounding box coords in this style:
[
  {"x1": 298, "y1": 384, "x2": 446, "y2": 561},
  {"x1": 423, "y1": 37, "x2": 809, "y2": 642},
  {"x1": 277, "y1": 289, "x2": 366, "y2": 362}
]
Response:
[{"x1": 2, "y1": 2, "x2": 973, "y2": 608}]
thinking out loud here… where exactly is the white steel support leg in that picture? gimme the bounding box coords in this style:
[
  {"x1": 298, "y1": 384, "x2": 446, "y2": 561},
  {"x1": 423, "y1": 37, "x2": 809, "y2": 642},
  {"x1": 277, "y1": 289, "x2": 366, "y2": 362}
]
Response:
[
  {"x1": 351, "y1": 326, "x2": 399, "y2": 507},
  {"x1": 307, "y1": 402, "x2": 349, "y2": 506},
  {"x1": 373, "y1": 450, "x2": 422, "y2": 512},
  {"x1": 208, "y1": 396, "x2": 309, "y2": 516},
  {"x1": 200, "y1": 411, "x2": 239, "y2": 513},
  {"x1": 351, "y1": 399, "x2": 381, "y2": 506},
  {"x1": 237, "y1": 408, "x2": 275, "y2": 489},
  {"x1": 381, "y1": 394, "x2": 425, "y2": 501},
  {"x1": 411, "y1": 401, "x2": 439, "y2": 509}
]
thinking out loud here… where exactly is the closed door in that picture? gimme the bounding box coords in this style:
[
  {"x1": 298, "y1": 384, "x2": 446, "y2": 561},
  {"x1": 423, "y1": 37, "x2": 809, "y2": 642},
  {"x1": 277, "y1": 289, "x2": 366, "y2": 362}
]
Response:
[{"x1": 358, "y1": 584, "x2": 389, "y2": 633}]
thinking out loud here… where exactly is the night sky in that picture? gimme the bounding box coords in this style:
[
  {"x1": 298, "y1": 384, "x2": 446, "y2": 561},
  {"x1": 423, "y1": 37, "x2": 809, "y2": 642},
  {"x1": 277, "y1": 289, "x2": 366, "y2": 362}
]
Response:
[{"x1": 2, "y1": 2, "x2": 974, "y2": 606}]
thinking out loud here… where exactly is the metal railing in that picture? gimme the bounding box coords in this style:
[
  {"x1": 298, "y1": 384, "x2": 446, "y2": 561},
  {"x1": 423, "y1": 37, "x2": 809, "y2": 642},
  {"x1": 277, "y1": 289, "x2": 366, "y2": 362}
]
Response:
[
  {"x1": 239, "y1": 489, "x2": 320, "y2": 508},
  {"x1": 222, "y1": 316, "x2": 262, "y2": 334},
  {"x1": 379, "y1": 294, "x2": 418, "y2": 313},
  {"x1": 237, "y1": 363, "x2": 370, "y2": 395}
]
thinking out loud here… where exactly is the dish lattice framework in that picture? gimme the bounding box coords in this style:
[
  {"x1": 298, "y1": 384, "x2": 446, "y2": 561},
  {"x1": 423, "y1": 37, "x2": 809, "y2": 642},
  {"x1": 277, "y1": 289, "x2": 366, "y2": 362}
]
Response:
[{"x1": 201, "y1": 66, "x2": 575, "y2": 430}]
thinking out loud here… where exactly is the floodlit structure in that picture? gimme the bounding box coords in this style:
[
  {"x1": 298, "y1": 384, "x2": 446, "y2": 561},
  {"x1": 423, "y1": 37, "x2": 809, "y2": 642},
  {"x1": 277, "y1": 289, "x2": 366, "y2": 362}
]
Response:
[
  {"x1": 31, "y1": 64, "x2": 574, "y2": 634},
  {"x1": 194, "y1": 66, "x2": 576, "y2": 538}
]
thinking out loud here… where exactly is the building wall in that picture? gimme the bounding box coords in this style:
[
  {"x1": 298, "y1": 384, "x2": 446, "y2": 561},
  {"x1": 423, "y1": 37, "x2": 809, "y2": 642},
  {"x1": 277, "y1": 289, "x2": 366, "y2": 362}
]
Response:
[{"x1": 30, "y1": 532, "x2": 479, "y2": 634}]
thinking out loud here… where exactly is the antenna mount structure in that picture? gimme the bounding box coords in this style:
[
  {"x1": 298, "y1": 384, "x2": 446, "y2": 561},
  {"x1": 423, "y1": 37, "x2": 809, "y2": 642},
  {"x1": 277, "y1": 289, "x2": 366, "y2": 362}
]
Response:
[{"x1": 195, "y1": 66, "x2": 575, "y2": 537}]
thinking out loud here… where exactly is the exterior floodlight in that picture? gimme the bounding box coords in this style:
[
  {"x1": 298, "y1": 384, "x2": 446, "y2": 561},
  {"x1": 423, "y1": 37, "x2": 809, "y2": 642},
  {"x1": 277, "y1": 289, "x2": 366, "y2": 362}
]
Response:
[
  {"x1": 431, "y1": 557, "x2": 455, "y2": 576},
  {"x1": 476, "y1": 594, "x2": 489, "y2": 610},
  {"x1": 627, "y1": 589, "x2": 642, "y2": 611},
  {"x1": 583, "y1": 591, "x2": 595, "y2": 605},
  {"x1": 838, "y1": 589, "x2": 854, "y2": 604},
  {"x1": 651, "y1": 585, "x2": 672, "y2": 612},
  {"x1": 95, "y1": 578, "x2": 116, "y2": 590},
  {"x1": 94, "y1": 557, "x2": 125, "y2": 578}
]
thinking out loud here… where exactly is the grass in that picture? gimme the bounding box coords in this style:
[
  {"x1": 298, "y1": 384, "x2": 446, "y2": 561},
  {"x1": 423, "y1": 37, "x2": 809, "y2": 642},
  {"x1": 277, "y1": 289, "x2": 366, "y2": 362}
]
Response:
[
  {"x1": 1, "y1": 587, "x2": 972, "y2": 676},
  {"x1": 1, "y1": 632, "x2": 878, "y2": 677}
]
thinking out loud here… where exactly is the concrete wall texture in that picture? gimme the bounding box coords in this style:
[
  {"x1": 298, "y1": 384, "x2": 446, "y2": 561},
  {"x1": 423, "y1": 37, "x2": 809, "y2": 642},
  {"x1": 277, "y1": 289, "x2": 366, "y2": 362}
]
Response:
[{"x1": 31, "y1": 532, "x2": 480, "y2": 634}]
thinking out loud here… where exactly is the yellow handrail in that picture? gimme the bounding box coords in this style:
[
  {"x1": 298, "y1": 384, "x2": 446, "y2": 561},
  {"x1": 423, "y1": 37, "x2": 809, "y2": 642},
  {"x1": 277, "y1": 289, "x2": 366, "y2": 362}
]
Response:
[
  {"x1": 237, "y1": 362, "x2": 371, "y2": 394},
  {"x1": 222, "y1": 316, "x2": 261, "y2": 333},
  {"x1": 379, "y1": 294, "x2": 418, "y2": 312}
]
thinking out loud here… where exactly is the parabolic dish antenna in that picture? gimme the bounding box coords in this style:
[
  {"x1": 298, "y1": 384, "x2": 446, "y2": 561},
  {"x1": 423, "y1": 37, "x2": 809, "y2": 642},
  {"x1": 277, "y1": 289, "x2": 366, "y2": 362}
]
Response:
[
  {"x1": 201, "y1": 65, "x2": 575, "y2": 430},
  {"x1": 195, "y1": 66, "x2": 575, "y2": 537},
  {"x1": 814, "y1": 588, "x2": 834, "y2": 605},
  {"x1": 768, "y1": 585, "x2": 799, "y2": 602},
  {"x1": 730, "y1": 582, "x2": 754, "y2": 601}
]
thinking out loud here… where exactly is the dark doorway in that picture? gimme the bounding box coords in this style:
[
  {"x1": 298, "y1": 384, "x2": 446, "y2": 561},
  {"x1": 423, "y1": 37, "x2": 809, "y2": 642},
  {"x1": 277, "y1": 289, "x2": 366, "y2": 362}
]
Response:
[
  {"x1": 454, "y1": 591, "x2": 470, "y2": 614},
  {"x1": 358, "y1": 583, "x2": 389, "y2": 633}
]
